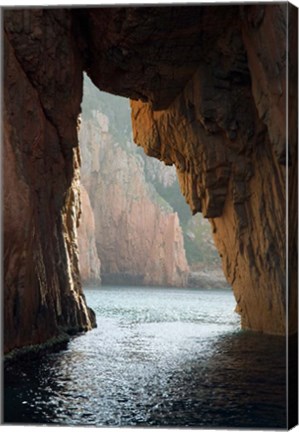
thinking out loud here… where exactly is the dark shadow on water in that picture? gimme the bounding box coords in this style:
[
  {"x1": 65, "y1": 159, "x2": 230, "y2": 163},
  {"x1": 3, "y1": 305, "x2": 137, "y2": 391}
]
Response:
[
  {"x1": 144, "y1": 330, "x2": 287, "y2": 428},
  {"x1": 3, "y1": 345, "x2": 70, "y2": 425},
  {"x1": 3, "y1": 330, "x2": 287, "y2": 429}
]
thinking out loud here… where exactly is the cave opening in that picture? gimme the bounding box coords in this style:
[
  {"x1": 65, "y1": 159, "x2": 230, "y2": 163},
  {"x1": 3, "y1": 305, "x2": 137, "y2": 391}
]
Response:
[
  {"x1": 74, "y1": 72, "x2": 243, "y2": 390},
  {"x1": 78, "y1": 72, "x2": 237, "y2": 300},
  {"x1": 3, "y1": 4, "x2": 296, "y2": 428},
  {"x1": 3, "y1": 5, "x2": 295, "y2": 360},
  {"x1": 46, "y1": 73, "x2": 249, "y2": 428}
]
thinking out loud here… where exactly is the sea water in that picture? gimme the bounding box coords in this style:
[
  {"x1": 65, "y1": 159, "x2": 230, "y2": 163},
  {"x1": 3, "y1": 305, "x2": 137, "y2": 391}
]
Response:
[{"x1": 4, "y1": 286, "x2": 286, "y2": 428}]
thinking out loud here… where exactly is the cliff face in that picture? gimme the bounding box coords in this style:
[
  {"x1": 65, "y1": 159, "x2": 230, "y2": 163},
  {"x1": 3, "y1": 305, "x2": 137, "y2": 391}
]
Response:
[
  {"x1": 79, "y1": 4, "x2": 295, "y2": 334},
  {"x1": 77, "y1": 184, "x2": 101, "y2": 284},
  {"x1": 78, "y1": 102, "x2": 189, "y2": 287},
  {"x1": 141, "y1": 147, "x2": 222, "y2": 267},
  {"x1": 129, "y1": 5, "x2": 291, "y2": 334},
  {"x1": 3, "y1": 10, "x2": 95, "y2": 354},
  {"x1": 79, "y1": 4, "x2": 297, "y2": 334},
  {"x1": 3, "y1": 5, "x2": 297, "y2": 354}
]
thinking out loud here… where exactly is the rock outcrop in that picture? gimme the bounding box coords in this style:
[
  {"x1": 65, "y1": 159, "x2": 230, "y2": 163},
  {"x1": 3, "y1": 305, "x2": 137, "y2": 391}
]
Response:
[
  {"x1": 81, "y1": 4, "x2": 296, "y2": 334},
  {"x1": 78, "y1": 101, "x2": 189, "y2": 287},
  {"x1": 188, "y1": 267, "x2": 230, "y2": 290},
  {"x1": 77, "y1": 184, "x2": 101, "y2": 284},
  {"x1": 3, "y1": 10, "x2": 96, "y2": 354},
  {"x1": 3, "y1": 4, "x2": 297, "y2": 354},
  {"x1": 126, "y1": 5, "x2": 296, "y2": 335}
]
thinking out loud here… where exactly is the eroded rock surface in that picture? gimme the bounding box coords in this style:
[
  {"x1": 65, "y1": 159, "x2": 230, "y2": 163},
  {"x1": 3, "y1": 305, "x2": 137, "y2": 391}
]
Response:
[
  {"x1": 129, "y1": 5, "x2": 296, "y2": 334},
  {"x1": 79, "y1": 105, "x2": 189, "y2": 287},
  {"x1": 3, "y1": 4, "x2": 297, "y2": 354},
  {"x1": 77, "y1": 184, "x2": 101, "y2": 284},
  {"x1": 77, "y1": 3, "x2": 298, "y2": 334},
  {"x1": 3, "y1": 10, "x2": 95, "y2": 354}
]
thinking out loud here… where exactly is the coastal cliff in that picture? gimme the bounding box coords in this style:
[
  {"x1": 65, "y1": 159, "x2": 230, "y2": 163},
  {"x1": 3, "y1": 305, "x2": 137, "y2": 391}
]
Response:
[
  {"x1": 77, "y1": 184, "x2": 101, "y2": 284},
  {"x1": 78, "y1": 86, "x2": 189, "y2": 287},
  {"x1": 3, "y1": 11, "x2": 96, "y2": 354}
]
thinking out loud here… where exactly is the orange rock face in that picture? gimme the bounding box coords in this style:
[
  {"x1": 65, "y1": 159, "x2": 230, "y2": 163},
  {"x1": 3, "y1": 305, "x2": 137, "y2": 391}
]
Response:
[
  {"x1": 81, "y1": 4, "x2": 297, "y2": 335},
  {"x1": 127, "y1": 5, "x2": 297, "y2": 335},
  {"x1": 77, "y1": 185, "x2": 101, "y2": 284},
  {"x1": 78, "y1": 109, "x2": 189, "y2": 287}
]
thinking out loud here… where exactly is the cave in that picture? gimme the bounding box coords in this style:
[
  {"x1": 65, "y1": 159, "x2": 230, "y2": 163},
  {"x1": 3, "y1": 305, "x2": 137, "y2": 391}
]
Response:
[{"x1": 3, "y1": 4, "x2": 298, "y2": 356}]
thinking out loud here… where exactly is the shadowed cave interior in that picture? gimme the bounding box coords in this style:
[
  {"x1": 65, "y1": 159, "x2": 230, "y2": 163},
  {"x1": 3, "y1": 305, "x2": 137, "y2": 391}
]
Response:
[
  {"x1": 3, "y1": 4, "x2": 298, "y2": 429},
  {"x1": 3, "y1": 4, "x2": 297, "y2": 355}
]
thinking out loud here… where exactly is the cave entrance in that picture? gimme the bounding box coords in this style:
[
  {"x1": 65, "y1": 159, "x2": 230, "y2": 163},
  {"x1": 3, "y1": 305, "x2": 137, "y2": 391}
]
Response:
[
  {"x1": 3, "y1": 5, "x2": 293, "y2": 427},
  {"x1": 75, "y1": 74, "x2": 241, "y2": 399},
  {"x1": 78, "y1": 73, "x2": 231, "y2": 293},
  {"x1": 77, "y1": 74, "x2": 239, "y2": 330}
]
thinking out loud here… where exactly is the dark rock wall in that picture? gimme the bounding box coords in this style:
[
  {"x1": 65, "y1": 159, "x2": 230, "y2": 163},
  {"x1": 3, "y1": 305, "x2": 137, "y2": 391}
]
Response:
[
  {"x1": 3, "y1": 4, "x2": 297, "y2": 353},
  {"x1": 288, "y1": 4, "x2": 298, "y2": 335},
  {"x1": 3, "y1": 9, "x2": 95, "y2": 353}
]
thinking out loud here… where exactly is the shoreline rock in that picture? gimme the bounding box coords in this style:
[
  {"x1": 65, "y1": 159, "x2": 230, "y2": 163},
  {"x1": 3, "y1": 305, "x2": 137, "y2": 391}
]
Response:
[{"x1": 187, "y1": 268, "x2": 231, "y2": 290}]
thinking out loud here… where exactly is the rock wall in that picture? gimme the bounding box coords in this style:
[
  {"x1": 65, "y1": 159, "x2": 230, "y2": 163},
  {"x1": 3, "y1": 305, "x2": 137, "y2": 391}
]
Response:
[
  {"x1": 77, "y1": 184, "x2": 101, "y2": 284},
  {"x1": 129, "y1": 4, "x2": 297, "y2": 334},
  {"x1": 141, "y1": 152, "x2": 222, "y2": 267},
  {"x1": 78, "y1": 107, "x2": 189, "y2": 287},
  {"x1": 3, "y1": 10, "x2": 95, "y2": 354}
]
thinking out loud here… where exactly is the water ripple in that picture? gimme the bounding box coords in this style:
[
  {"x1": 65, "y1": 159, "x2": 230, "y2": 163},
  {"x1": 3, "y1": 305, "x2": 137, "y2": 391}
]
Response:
[{"x1": 4, "y1": 286, "x2": 286, "y2": 428}]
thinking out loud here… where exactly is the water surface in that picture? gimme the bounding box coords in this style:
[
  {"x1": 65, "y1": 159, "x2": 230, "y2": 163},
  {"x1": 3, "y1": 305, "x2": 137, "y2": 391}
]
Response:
[{"x1": 4, "y1": 286, "x2": 286, "y2": 428}]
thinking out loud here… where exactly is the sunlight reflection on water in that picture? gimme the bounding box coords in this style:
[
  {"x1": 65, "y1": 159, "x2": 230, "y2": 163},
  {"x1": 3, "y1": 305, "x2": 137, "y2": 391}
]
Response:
[{"x1": 4, "y1": 286, "x2": 286, "y2": 428}]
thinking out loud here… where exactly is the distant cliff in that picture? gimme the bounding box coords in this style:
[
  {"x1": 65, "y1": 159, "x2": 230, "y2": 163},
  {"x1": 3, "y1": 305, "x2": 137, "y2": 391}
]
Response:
[
  {"x1": 141, "y1": 149, "x2": 222, "y2": 267},
  {"x1": 78, "y1": 83, "x2": 189, "y2": 287},
  {"x1": 77, "y1": 184, "x2": 101, "y2": 284}
]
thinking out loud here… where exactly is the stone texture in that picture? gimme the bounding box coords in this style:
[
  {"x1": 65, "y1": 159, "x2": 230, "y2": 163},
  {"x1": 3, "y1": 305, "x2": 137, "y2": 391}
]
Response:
[
  {"x1": 3, "y1": 4, "x2": 297, "y2": 355},
  {"x1": 79, "y1": 4, "x2": 295, "y2": 334},
  {"x1": 288, "y1": 5, "x2": 298, "y2": 336},
  {"x1": 78, "y1": 109, "x2": 189, "y2": 287},
  {"x1": 3, "y1": 10, "x2": 95, "y2": 354},
  {"x1": 77, "y1": 184, "x2": 101, "y2": 284},
  {"x1": 187, "y1": 266, "x2": 230, "y2": 290},
  {"x1": 129, "y1": 5, "x2": 291, "y2": 334}
]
